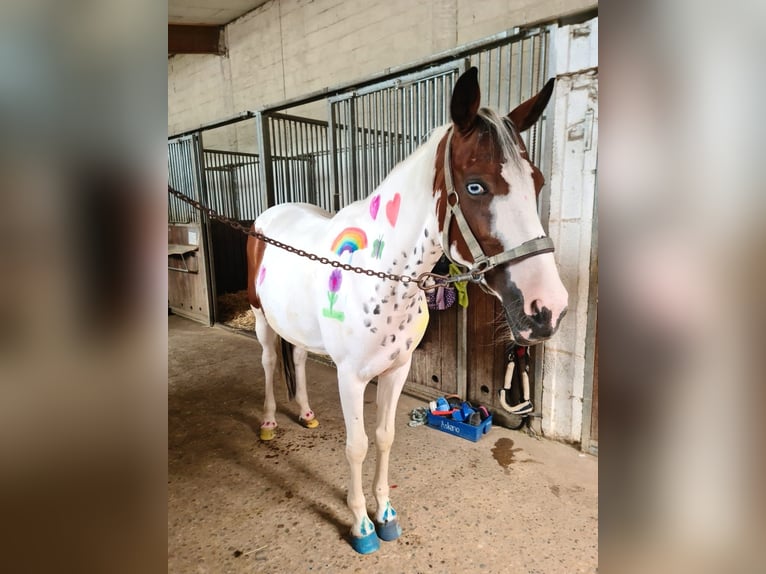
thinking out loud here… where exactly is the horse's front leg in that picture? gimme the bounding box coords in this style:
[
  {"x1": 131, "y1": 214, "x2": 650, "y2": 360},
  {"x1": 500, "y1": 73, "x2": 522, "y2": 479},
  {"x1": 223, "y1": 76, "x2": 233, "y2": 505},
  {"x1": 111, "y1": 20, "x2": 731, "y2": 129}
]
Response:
[
  {"x1": 338, "y1": 369, "x2": 379, "y2": 554},
  {"x1": 372, "y1": 357, "x2": 411, "y2": 542}
]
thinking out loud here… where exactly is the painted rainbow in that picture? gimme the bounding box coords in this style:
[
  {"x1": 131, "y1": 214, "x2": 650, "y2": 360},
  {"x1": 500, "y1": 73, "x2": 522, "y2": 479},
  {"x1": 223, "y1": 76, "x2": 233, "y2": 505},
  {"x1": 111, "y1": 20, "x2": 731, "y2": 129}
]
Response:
[{"x1": 331, "y1": 227, "x2": 368, "y2": 256}]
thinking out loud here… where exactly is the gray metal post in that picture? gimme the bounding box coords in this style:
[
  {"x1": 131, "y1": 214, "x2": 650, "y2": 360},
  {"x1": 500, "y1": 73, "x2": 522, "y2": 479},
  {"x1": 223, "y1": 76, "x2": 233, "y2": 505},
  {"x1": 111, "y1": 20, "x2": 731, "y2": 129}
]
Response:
[
  {"x1": 193, "y1": 131, "x2": 217, "y2": 325},
  {"x1": 255, "y1": 111, "x2": 276, "y2": 209}
]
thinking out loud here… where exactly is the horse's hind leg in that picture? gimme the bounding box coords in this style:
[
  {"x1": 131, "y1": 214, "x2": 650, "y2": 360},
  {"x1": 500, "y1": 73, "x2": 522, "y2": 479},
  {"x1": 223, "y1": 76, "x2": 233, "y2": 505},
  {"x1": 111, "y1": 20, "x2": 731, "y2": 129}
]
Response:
[
  {"x1": 372, "y1": 358, "x2": 411, "y2": 542},
  {"x1": 252, "y1": 306, "x2": 279, "y2": 440},
  {"x1": 292, "y1": 346, "x2": 319, "y2": 429}
]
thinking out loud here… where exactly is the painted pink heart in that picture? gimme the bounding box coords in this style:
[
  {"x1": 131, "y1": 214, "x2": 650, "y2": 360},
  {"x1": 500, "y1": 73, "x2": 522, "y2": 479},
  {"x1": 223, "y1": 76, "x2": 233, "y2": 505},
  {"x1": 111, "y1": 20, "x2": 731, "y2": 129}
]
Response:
[
  {"x1": 386, "y1": 193, "x2": 401, "y2": 227},
  {"x1": 369, "y1": 195, "x2": 380, "y2": 220}
]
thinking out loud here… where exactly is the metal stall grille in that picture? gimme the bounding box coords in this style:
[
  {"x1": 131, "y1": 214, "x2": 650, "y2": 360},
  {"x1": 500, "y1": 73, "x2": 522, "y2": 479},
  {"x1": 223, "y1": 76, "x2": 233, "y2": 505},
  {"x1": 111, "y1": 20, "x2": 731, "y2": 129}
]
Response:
[
  {"x1": 168, "y1": 136, "x2": 201, "y2": 223},
  {"x1": 471, "y1": 27, "x2": 550, "y2": 168},
  {"x1": 265, "y1": 113, "x2": 332, "y2": 211},
  {"x1": 329, "y1": 62, "x2": 463, "y2": 209},
  {"x1": 202, "y1": 149, "x2": 263, "y2": 219}
]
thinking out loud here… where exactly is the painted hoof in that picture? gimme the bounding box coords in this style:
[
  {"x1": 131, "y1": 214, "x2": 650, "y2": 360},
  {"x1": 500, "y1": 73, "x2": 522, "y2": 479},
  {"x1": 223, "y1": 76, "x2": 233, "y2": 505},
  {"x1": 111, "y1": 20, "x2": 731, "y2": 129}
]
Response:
[
  {"x1": 376, "y1": 518, "x2": 402, "y2": 542},
  {"x1": 299, "y1": 410, "x2": 319, "y2": 429},
  {"x1": 259, "y1": 428, "x2": 276, "y2": 441},
  {"x1": 303, "y1": 418, "x2": 319, "y2": 429},
  {"x1": 259, "y1": 422, "x2": 277, "y2": 441},
  {"x1": 349, "y1": 530, "x2": 380, "y2": 554}
]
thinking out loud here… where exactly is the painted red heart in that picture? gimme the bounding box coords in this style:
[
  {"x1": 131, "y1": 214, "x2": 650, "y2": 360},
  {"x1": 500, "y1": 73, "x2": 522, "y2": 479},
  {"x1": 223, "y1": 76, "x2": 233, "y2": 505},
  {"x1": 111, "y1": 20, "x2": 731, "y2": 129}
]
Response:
[
  {"x1": 369, "y1": 195, "x2": 381, "y2": 220},
  {"x1": 386, "y1": 193, "x2": 401, "y2": 227}
]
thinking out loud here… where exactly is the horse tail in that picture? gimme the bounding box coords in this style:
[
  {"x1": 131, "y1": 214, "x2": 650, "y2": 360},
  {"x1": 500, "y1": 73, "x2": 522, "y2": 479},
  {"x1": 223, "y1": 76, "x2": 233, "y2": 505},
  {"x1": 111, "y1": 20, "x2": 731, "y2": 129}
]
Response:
[{"x1": 280, "y1": 338, "x2": 297, "y2": 400}]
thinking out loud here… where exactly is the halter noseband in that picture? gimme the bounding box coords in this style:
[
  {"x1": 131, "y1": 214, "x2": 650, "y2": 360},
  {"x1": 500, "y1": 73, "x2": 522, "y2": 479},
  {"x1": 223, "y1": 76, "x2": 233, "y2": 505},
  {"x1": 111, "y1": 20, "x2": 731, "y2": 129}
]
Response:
[{"x1": 439, "y1": 128, "x2": 555, "y2": 289}]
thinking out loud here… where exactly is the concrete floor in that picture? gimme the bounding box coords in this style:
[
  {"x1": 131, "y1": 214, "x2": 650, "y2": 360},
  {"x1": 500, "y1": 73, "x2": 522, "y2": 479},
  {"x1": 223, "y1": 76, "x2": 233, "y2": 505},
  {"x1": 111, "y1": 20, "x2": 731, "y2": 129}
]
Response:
[{"x1": 168, "y1": 315, "x2": 597, "y2": 573}]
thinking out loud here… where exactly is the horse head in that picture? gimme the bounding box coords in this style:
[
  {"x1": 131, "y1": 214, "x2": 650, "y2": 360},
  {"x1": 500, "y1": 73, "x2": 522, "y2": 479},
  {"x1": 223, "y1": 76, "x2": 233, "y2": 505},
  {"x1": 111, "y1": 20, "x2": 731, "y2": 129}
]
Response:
[{"x1": 435, "y1": 67, "x2": 568, "y2": 344}]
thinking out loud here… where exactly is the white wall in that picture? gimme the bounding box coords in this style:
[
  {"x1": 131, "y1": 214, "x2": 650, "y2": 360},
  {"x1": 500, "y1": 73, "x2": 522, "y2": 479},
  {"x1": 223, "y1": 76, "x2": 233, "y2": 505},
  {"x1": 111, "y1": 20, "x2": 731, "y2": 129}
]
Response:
[
  {"x1": 168, "y1": 0, "x2": 597, "y2": 140},
  {"x1": 542, "y1": 17, "x2": 598, "y2": 441}
]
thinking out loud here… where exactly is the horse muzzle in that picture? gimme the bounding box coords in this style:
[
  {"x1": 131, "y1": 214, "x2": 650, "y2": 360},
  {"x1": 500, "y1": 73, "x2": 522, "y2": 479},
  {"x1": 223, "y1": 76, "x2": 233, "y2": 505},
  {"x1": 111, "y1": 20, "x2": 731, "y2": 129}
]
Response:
[{"x1": 503, "y1": 301, "x2": 568, "y2": 345}]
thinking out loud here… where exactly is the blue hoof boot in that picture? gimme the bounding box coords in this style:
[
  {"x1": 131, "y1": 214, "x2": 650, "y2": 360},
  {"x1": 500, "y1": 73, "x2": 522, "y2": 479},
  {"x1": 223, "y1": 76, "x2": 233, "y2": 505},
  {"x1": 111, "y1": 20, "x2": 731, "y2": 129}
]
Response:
[
  {"x1": 349, "y1": 530, "x2": 380, "y2": 554},
  {"x1": 376, "y1": 518, "x2": 402, "y2": 541}
]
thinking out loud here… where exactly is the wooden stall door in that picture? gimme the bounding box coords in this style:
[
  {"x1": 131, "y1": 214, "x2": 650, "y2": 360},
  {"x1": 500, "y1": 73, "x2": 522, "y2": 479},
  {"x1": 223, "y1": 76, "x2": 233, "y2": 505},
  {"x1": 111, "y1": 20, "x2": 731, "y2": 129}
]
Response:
[
  {"x1": 406, "y1": 303, "x2": 459, "y2": 399},
  {"x1": 168, "y1": 223, "x2": 212, "y2": 325}
]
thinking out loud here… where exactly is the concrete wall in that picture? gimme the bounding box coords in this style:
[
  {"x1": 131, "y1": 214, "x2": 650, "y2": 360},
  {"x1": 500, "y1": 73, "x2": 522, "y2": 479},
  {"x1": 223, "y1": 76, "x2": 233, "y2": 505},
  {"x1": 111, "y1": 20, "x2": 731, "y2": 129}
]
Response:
[
  {"x1": 542, "y1": 18, "x2": 598, "y2": 442},
  {"x1": 168, "y1": 0, "x2": 597, "y2": 140}
]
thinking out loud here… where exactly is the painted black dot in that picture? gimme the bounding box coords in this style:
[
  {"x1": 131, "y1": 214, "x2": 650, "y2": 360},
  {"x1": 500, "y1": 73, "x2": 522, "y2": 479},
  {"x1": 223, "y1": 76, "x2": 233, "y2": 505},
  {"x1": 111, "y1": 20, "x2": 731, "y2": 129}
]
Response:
[
  {"x1": 394, "y1": 303, "x2": 399, "y2": 311},
  {"x1": 381, "y1": 297, "x2": 389, "y2": 304},
  {"x1": 363, "y1": 303, "x2": 369, "y2": 314},
  {"x1": 370, "y1": 327, "x2": 378, "y2": 334},
  {"x1": 404, "y1": 264, "x2": 409, "y2": 270},
  {"x1": 413, "y1": 247, "x2": 418, "y2": 255},
  {"x1": 418, "y1": 307, "x2": 423, "y2": 314},
  {"x1": 402, "y1": 251, "x2": 407, "y2": 258},
  {"x1": 407, "y1": 314, "x2": 413, "y2": 323},
  {"x1": 381, "y1": 336, "x2": 388, "y2": 347},
  {"x1": 416, "y1": 260, "x2": 422, "y2": 265},
  {"x1": 390, "y1": 334, "x2": 396, "y2": 343},
  {"x1": 373, "y1": 305, "x2": 381, "y2": 315},
  {"x1": 406, "y1": 338, "x2": 414, "y2": 350},
  {"x1": 398, "y1": 322, "x2": 406, "y2": 331},
  {"x1": 424, "y1": 229, "x2": 429, "y2": 238},
  {"x1": 363, "y1": 318, "x2": 371, "y2": 327},
  {"x1": 387, "y1": 316, "x2": 392, "y2": 324},
  {"x1": 393, "y1": 259, "x2": 398, "y2": 265},
  {"x1": 375, "y1": 284, "x2": 380, "y2": 292},
  {"x1": 389, "y1": 349, "x2": 400, "y2": 361}
]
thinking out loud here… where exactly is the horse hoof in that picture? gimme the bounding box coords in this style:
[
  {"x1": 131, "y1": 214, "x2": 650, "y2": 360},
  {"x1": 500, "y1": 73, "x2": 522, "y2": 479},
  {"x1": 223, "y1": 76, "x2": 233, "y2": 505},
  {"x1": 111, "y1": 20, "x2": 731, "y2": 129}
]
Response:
[
  {"x1": 259, "y1": 427, "x2": 276, "y2": 441},
  {"x1": 376, "y1": 518, "x2": 402, "y2": 542},
  {"x1": 349, "y1": 530, "x2": 380, "y2": 554},
  {"x1": 302, "y1": 417, "x2": 319, "y2": 429}
]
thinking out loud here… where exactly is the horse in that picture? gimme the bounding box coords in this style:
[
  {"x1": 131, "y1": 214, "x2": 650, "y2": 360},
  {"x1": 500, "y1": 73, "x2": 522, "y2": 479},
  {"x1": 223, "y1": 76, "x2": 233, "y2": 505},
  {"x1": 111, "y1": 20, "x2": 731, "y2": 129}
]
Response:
[{"x1": 245, "y1": 67, "x2": 568, "y2": 554}]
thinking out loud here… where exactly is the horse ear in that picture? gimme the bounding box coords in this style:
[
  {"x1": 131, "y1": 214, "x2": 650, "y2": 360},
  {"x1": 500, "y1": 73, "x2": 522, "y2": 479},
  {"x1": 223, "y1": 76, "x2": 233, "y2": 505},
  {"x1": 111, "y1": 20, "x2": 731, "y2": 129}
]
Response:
[
  {"x1": 450, "y1": 67, "x2": 481, "y2": 133},
  {"x1": 508, "y1": 77, "x2": 555, "y2": 132}
]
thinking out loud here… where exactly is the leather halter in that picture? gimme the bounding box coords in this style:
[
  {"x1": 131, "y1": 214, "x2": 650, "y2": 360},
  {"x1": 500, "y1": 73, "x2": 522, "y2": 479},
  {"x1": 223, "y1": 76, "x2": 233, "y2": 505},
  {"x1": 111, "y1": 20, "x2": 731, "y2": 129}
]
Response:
[{"x1": 439, "y1": 128, "x2": 555, "y2": 287}]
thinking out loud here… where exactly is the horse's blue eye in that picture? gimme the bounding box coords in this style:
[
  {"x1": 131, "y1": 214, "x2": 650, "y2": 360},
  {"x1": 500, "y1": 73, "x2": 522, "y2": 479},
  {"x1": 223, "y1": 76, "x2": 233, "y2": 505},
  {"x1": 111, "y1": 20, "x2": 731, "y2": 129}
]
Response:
[{"x1": 466, "y1": 182, "x2": 485, "y2": 195}]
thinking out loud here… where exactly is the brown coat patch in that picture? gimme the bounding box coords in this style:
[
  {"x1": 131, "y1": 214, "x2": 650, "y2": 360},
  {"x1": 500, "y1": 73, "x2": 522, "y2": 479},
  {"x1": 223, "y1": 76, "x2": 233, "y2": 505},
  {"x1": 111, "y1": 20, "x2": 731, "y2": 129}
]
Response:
[{"x1": 246, "y1": 226, "x2": 267, "y2": 309}]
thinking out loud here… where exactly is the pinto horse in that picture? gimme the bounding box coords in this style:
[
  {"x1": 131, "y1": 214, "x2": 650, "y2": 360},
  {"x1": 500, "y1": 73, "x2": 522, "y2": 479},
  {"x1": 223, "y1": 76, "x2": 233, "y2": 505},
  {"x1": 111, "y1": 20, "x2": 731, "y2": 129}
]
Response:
[{"x1": 246, "y1": 67, "x2": 568, "y2": 554}]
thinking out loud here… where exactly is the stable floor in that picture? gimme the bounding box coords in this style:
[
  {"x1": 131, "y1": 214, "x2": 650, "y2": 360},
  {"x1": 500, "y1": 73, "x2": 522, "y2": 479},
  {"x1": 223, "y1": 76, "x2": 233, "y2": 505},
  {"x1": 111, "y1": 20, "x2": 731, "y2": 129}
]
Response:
[{"x1": 168, "y1": 314, "x2": 597, "y2": 573}]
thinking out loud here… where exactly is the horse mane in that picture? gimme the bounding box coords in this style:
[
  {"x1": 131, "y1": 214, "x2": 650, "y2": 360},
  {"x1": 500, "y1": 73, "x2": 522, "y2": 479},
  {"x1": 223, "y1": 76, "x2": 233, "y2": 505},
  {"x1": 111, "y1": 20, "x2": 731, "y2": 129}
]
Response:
[{"x1": 475, "y1": 107, "x2": 523, "y2": 168}]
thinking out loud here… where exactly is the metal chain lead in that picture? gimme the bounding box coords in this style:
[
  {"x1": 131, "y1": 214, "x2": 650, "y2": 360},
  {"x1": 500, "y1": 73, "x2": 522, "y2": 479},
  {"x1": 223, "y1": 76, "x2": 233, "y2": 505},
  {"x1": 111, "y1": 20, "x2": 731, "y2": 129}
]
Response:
[{"x1": 167, "y1": 185, "x2": 469, "y2": 291}]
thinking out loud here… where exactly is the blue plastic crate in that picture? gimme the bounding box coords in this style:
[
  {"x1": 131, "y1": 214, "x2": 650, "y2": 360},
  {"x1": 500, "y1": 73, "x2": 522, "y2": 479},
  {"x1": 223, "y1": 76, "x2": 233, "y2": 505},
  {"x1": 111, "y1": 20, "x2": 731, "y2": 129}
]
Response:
[{"x1": 426, "y1": 411, "x2": 492, "y2": 442}]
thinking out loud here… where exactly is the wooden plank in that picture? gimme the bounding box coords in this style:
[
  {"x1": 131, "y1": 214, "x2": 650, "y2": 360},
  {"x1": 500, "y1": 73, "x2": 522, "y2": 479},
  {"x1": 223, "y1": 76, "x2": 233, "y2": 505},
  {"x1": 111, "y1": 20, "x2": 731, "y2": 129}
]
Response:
[
  {"x1": 168, "y1": 224, "x2": 211, "y2": 324},
  {"x1": 466, "y1": 284, "x2": 497, "y2": 406},
  {"x1": 168, "y1": 25, "x2": 224, "y2": 55}
]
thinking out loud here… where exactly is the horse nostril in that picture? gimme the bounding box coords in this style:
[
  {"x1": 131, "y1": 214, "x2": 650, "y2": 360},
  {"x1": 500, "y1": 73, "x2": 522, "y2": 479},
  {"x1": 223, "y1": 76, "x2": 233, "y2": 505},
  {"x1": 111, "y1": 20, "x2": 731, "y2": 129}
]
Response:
[{"x1": 530, "y1": 300, "x2": 552, "y2": 328}]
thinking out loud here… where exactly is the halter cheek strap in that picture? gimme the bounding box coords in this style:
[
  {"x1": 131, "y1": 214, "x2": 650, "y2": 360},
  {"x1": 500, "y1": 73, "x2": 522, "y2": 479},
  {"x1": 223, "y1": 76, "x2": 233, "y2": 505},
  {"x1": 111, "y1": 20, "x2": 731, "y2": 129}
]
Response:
[{"x1": 440, "y1": 128, "x2": 555, "y2": 285}]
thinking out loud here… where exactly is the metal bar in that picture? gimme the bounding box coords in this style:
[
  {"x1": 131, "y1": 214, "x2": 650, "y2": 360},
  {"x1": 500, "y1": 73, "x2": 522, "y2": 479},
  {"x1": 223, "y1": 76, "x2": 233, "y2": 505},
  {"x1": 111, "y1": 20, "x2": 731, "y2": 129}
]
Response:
[
  {"x1": 348, "y1": 98, "x2": 358, "y2": 207},
  {"x1": 492, "y1": 46, "x2": 503, "y2": 109},
  {"x1": 328, "y1": 101, "x2": 340, "y2": 212},
  {"x1": 255, "y1": 112, "x2": 275, "y2": 209},
  {"x1": 192, "y1": 132, "x2": 216, "y2": 325}
]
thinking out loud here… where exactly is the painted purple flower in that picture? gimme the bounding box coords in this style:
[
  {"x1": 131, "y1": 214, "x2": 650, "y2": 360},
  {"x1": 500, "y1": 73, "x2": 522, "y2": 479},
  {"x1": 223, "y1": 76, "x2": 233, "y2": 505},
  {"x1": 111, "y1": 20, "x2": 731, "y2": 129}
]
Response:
[{"x1": 328, "y1": 269, "x2": 343, "y2": 293}]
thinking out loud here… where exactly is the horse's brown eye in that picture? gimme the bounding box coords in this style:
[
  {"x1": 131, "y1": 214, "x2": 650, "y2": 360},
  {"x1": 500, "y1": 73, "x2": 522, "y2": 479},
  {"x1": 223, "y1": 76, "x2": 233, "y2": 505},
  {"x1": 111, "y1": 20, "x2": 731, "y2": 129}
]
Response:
[{"x1": 466, "y1": 182, "x2": 485, "y2": 196}]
